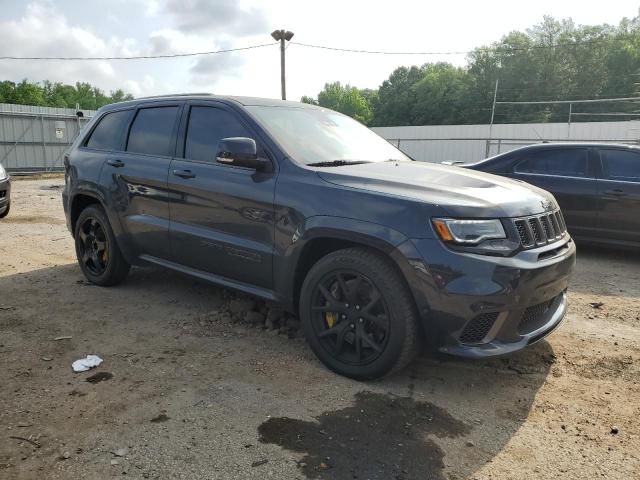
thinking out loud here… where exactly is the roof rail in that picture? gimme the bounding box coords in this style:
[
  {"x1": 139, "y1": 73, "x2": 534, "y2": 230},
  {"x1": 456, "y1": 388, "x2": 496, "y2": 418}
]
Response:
[{"x1": 135, "y1": 92, "x2": 214, "y2": 100}]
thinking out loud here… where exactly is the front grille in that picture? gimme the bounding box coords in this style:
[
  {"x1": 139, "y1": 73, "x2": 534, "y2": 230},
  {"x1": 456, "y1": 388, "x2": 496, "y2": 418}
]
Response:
[
  {"x1": 513, "y1": 210, "x2": 567, "y2": 249},
  {"x1": 518, "y1": 296, "x2": 558, "y2": 334},
  {"x1": 460, "y1": 312, "x2": 499, "y2": 344},
  {"x1": 529, "y1": 218, "x2": 543, "y2": 243}
]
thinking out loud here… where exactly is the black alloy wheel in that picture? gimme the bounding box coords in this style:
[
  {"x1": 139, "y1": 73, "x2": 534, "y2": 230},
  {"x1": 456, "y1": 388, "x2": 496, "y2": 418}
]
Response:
[
  {"x1": 77, "y1": 217, "x2": 109, "y2": 276},
  {"x1": 310, "y1": 270, "x2": 390, "y2": 366},
  {"x1": 300, "y1": 247, "x2": 420, "y2": 380},
  {"x1": 74, "y1": 205, "x2": 130, "y2": 286}
]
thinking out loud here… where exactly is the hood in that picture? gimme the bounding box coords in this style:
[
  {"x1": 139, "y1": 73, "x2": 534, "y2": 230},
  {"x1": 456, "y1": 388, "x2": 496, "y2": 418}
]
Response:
[{"x1": 316, "y1": 161, "x2": 557, "y2": 218}]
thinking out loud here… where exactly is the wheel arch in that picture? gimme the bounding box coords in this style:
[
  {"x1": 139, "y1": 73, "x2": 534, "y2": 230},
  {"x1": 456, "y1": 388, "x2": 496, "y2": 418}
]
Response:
[
  {"x1": 69, "y1": 190, "x2": 137, "y2": 265},
  {"x1": 70, "y1": 192, "x2": 104, "y2": 237},
  {"x1": 278, "y1": 216, "x2": 417, "y2": 314}
]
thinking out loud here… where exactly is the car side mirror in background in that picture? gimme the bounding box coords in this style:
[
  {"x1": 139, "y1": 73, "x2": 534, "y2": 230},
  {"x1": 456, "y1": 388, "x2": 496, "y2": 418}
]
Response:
[{"x1": 216, "y1": 137, "x2": 270, "y2": 171}]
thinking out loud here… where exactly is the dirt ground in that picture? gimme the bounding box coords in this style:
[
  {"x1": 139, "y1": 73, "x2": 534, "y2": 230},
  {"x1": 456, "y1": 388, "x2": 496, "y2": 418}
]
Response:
[{"x1": 1, "y1": 177, "x2": 639, "y2": 480}]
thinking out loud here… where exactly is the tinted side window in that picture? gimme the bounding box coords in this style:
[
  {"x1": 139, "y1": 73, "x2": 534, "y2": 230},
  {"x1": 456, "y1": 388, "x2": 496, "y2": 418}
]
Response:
[
  {"x1": 601, "y1": 149, "x2": 640, "y2": 183},
  {"x1": 515, "y1": 149, "x2": 588, "y2": 177},
  {"x1": 86, "y1": 110, "x2": 132, "y2": 151},
  {"x1": 127, "y1": 106, "x2": 179, "y2": 156},
  {"x1": 185, "y1": 106, "x2": 252, "y2": 162}
]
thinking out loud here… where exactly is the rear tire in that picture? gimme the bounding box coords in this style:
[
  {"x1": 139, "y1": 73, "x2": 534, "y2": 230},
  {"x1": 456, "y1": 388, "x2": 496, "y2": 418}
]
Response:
[
  {"x1": 0, "y1": 201, "x2": 9, "y2": 218},
  {"x1": 74, "y1": 205, "x2": 130, "y2": 286},
  {"x1": 300, "y1": 247, "x2": 420, "y2": 380}
]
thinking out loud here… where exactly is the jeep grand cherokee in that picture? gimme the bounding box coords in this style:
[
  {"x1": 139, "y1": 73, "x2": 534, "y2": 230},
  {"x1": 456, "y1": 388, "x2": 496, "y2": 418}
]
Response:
[{"x1": 63, "y1": 95, "x2": 576, "y2": 380}]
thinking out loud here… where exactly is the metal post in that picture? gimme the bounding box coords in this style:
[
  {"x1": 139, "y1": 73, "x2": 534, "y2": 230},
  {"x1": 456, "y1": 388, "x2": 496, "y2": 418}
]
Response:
[
  {"x1": 568, "y1": 103, "x2": 572, "y2": 140},
  {"x1": 486, "y1": 79, "x2": 499, "y2": 157},
  {"x1": 40, "y1": 115, "x2": 47, "y2": 170},
  {"x1": 280, "y1": 37, "x2": 286, "y2": 100},
  {"x1": 76, "y1": 102, "x2": 81, "y2": 133}
]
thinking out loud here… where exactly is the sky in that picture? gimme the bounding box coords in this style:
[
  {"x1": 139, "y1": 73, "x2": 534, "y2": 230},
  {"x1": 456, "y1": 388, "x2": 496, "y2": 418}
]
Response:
[{"x1": 0, "y1": 0, "x2": 638, "y2": 101}]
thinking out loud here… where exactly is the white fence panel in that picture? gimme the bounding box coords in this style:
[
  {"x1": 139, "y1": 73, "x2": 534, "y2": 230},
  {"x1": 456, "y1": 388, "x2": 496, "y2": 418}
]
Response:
[{"x1": 373, "y1": 121, "x2": 640, "y2": 163}]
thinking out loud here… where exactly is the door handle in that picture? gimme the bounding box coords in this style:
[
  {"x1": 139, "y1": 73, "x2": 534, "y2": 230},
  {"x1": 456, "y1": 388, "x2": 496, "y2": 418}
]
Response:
[
  {"x1": 107, "y1": 159, "x2": 125, "y2": 168},
  {"x1": 172, "y1": 169, "x2": 196, "y2": 179},
  {"x1": 605, "y1": 189, "x2": 627, "y2": 197}
]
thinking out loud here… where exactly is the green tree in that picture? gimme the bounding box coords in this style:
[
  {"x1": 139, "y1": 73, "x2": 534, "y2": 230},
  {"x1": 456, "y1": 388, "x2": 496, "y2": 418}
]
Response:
[
  {"x1": 0, "y1": 79, "x2": 134, "y2": 109},
  {"x1": 9, "y1": 79, "x2": 47, "y2": 106},
  {"x1": 305, "y1": 82, "x2": 373, "y2": 124},
  {"x1": 300, "y1": 95, "x2": 318, "y2": 105},
  {"x1": 374, "y1": 65, "x2": 425, "y2": 126},
  {"x1": 301, "y1": 11, "x2": 640, "y2": 126},
  {"x1": 411, "y1": 63, "x2": 472, "y2": 125}
]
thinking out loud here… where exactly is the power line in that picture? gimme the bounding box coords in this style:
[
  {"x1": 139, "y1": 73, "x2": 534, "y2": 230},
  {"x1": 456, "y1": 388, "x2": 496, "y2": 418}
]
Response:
[
  {"x1": 0, "y1": 42, "x2": 277, "y2": 61},
  {"x1": 0, "y1": 37, "x2": 617, "y2": 61},
  {"x1": 290, "y1": 38, "x2": 614, "y2": 56}
]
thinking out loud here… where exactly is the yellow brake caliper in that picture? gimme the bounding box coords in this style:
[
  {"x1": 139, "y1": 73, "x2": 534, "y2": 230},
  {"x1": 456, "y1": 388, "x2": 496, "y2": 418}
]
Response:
[{"x1": 325, "y1": 312, "x2": 337, "y2": 328}]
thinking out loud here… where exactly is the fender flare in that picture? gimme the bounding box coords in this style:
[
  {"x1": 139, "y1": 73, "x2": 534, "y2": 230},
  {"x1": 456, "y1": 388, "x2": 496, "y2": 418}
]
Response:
[
  {"x1": 274, "y1": 215, "x2": 413, "y2": 310},
  {"x1": 69, "y1": 187, "x2": 137, "y2": 265}
]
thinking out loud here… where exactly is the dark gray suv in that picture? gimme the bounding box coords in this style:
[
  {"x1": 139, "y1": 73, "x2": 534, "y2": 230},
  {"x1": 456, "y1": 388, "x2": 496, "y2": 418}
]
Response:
[{"x1": 63, "y1": 94, "x2": 576, "y2": 379}]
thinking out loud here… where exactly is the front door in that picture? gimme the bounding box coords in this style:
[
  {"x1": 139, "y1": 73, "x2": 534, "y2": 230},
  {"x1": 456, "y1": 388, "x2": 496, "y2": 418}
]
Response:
[
  {"x1": 596, "y1": 148, "x2": 640, "y2": 246},
  {"x1": 168, "y1": 103, "x2": 276, "y2": 289}
]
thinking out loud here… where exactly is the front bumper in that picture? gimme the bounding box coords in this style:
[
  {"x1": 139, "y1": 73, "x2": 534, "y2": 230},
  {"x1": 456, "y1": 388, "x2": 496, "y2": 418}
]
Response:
[
  {"x1": 395, "y1": 235, "x2": 576, "y2": 358},
  {"x1": 0, "y1": 177, "x2": 10, "y2": 213}
]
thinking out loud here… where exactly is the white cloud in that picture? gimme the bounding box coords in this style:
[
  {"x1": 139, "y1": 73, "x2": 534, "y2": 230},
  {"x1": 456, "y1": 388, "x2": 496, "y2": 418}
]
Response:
[
  {"x1": 163, "y1": 0, "x2": 268, "y2": 36},
  {"x1": 124, "y1": 75, "x2": 157, "y2": 97},
  {"x1": 0, "y1": 1, "x2": 138, "y2": 92},
  {"x1": 147, "y1": 28, "x2": 248, "y2": 87},
  {"x1": 0, "y1": 0, "x2": 638, "y2": 103}
]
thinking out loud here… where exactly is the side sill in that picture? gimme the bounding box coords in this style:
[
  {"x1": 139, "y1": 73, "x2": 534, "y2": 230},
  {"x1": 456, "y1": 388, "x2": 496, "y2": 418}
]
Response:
[{"x1": 139, "y1": 254, "x2": 278, "y2": 302}]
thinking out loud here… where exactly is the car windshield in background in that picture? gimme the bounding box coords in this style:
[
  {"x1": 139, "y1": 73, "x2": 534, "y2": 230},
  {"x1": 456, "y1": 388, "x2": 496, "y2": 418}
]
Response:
[{"x1": 246, "y1": 106, "x2": 411, "y2": 166}]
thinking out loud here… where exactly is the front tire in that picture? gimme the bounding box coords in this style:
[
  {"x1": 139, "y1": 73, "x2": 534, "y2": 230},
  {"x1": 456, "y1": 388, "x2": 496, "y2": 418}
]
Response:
[
  {"x1": 74, "y1": 205, "x2": 130, "y2": 286},
  {"x1": 300, "y1": 247, "x2": 420, "y2": 380},
  {"x1": 0, "y1": 201, "x2": 9, "y2": 218}
]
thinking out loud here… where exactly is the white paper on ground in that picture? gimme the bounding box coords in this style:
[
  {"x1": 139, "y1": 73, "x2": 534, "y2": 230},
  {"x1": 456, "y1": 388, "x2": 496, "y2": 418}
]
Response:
[{"x1": 72, "y1": 355, "x2": 103, "y2": 372}]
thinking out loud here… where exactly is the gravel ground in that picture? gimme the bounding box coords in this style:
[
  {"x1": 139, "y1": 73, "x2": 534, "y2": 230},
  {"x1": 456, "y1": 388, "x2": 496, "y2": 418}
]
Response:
[{"x1": 1, "y1": 177, "x2": 639, "y2": 480}]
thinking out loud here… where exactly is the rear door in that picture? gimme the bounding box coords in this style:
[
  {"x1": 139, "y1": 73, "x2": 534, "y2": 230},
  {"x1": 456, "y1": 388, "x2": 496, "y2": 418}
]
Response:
[
  {"x1": 508, "y1": 147, "x2": 601, "y2": 239},
  {"x1": 595, "y1": 147, "x2": 640, "y2": 245},
  {"x1": 168, "y1": 102, "x2": 277, "y2": 289},
  {"x1": 101, "y1": 102, "x2": 181, "y2": 260}
]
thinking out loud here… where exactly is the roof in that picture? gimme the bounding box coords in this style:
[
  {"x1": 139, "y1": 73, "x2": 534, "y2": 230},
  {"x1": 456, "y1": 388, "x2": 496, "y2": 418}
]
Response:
[{"x1": 100, "y1": 93, "x2": 314, "y2": 112}]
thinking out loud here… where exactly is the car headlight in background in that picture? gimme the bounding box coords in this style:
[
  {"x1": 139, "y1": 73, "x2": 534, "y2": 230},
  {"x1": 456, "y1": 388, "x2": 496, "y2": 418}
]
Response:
[
  {"x1": 432, "y1": 218, "x2": 506, "y2": 245},
  {"x1": 0, "y1": 164, "x2": 7, "y2": 181}
]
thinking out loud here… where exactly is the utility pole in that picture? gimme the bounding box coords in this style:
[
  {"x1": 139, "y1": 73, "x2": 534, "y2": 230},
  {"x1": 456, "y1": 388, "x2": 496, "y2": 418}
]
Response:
[
  {"x1": 271, "y1": 29, "x2": 294, "y2": 100},
  {"x1": 486, "y1": 79, "x2": 499, "y2": 157}
]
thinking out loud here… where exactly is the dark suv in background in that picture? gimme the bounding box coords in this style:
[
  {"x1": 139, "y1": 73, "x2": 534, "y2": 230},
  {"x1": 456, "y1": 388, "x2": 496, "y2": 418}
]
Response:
[
  {"x1": 63, "y1": 94, "x2": 575, "y2": 379},
  {"x1": 0, "y1": 163, "x2": 10, "y2": 218},
  {"x1": 465, "y1": 143, "x2": 640, "y2": 248}
]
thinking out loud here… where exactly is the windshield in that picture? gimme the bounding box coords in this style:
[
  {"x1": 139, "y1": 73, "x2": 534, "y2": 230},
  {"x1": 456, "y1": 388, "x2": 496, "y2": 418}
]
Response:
[{"x1": 246, "y1": 105, "x2": 410, "y2": 166}]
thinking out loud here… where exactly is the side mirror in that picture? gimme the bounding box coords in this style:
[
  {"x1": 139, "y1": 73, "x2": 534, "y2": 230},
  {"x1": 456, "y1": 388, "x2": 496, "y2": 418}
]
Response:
[{"x1": 216, "y1": 137, "x2": 269, "y2": 171}]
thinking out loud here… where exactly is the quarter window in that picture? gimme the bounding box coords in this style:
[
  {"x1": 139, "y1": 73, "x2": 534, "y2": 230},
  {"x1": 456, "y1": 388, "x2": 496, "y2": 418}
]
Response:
[
  {"x1": 515, "y1": 149, "x2": 589, "y2": 177},
  {"x1": 85, "y1": 110, "x2": 132, "y2": 151},
  {"x1": 601, "y1": 149, "x2": 640, "y2": 183},
  {"x1": 185, "y1": 106, "x2": 253, "y2": 163},
  {"x1": 127, "y1": 106, "x2": 179, "y2": 156}
]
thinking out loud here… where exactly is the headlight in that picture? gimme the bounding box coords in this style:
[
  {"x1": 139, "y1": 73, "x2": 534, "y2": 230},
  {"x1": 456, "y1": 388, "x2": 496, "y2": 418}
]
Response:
[
  {"x1": 432, "y1": 218, "x2": 506, "y2": 245},
  {"x1": 0, "y1": 164, "x2": 6, "y2": 181}
]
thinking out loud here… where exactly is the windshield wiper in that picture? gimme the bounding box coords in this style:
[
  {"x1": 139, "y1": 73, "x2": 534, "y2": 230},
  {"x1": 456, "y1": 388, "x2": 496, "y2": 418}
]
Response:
[{"x1": 307, "y1": 160, "x2": 372, "y2": 167}]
